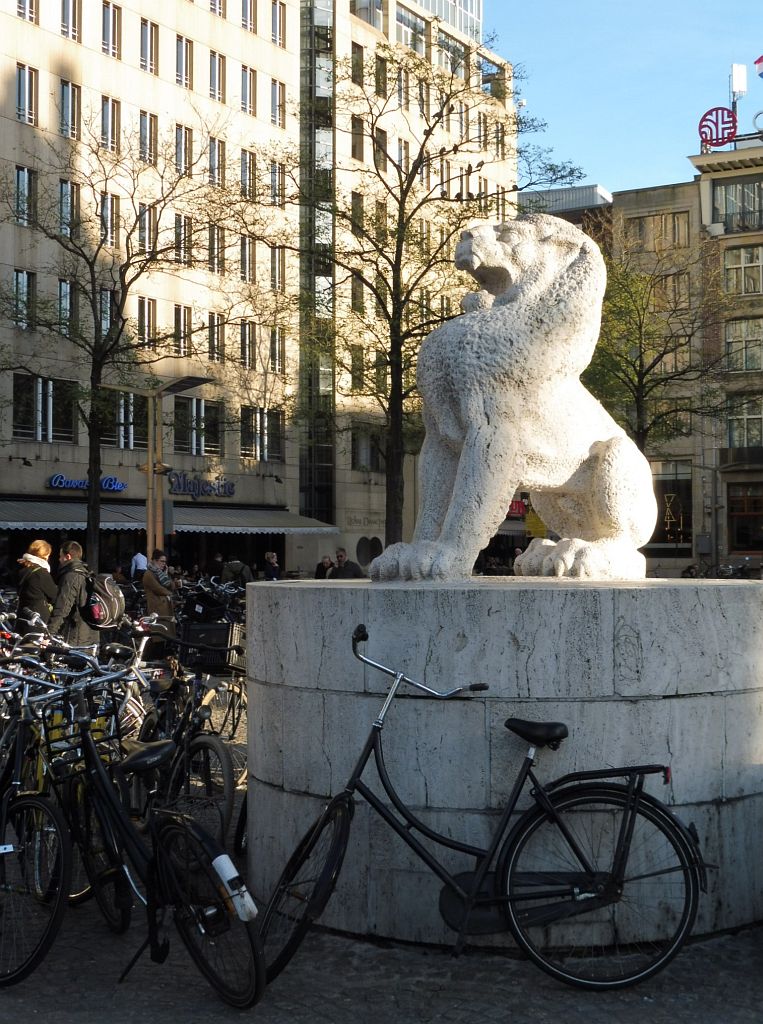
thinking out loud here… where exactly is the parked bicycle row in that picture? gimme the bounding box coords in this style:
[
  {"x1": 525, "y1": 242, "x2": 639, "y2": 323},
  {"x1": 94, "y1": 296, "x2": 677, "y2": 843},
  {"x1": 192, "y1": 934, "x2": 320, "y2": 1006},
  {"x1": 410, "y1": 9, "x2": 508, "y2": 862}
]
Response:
[{"x1": 0, "y1": 609, "x2": 257, "y2": 1007}]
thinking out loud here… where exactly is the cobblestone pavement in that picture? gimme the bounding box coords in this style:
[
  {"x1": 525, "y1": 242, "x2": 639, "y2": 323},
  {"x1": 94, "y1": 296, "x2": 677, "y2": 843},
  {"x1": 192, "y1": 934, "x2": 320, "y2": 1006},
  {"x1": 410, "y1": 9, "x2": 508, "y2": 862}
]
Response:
[{"x1": 2, "y1": 900, "x2": 760, "y2": 1024}]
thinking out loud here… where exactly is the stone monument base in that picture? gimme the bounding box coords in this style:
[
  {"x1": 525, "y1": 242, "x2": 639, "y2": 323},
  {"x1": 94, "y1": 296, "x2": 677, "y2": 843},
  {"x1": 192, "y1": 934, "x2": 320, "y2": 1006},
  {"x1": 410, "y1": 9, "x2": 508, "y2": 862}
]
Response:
[{"x1": 247, "y1": 579, "x2": 763, "y2": 943}]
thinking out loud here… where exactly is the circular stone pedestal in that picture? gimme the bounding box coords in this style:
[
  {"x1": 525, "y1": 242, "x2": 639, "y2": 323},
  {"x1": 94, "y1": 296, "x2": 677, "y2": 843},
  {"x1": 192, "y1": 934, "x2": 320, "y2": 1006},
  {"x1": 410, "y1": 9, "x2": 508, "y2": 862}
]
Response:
[{"x1": 247, "y1": 578, "x2": 763, "y2": 943}]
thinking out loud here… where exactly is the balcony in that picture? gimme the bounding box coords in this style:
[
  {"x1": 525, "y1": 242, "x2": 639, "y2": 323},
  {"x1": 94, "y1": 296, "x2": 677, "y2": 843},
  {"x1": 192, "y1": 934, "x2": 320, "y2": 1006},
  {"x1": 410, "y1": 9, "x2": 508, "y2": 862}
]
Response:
[{"x1": 719, "y1": 446, "x2": 763, "y2": 470}]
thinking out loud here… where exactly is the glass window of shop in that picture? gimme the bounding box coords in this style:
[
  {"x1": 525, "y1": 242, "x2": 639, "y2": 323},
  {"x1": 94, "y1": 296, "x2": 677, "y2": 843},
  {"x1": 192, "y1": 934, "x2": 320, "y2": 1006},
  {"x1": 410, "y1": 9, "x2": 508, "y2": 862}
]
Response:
[
  {"x1": 728, "y1": 483, "x2": 763, "y2": 553},
  {"x1": 648, "y1": 459, "x2": 692, "y2": 550}
]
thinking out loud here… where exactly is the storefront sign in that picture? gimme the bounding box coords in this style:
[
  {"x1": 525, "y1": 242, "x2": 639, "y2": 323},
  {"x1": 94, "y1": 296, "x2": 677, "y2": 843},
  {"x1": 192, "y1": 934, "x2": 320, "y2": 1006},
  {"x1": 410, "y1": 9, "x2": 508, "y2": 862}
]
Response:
[
  {"x1": 167, "y1": 471, "x2": 235, "y2": 500},
  {"x1": 47, "y1": 473, "x2": 128, "y2": 492}
]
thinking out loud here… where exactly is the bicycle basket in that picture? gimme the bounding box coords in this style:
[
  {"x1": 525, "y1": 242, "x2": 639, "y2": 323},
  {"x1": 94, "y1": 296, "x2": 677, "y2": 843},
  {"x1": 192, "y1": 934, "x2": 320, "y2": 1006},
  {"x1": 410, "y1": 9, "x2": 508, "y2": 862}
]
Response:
[{"x1": 40, "y1": 683, "x2": 123, "y2": 781}]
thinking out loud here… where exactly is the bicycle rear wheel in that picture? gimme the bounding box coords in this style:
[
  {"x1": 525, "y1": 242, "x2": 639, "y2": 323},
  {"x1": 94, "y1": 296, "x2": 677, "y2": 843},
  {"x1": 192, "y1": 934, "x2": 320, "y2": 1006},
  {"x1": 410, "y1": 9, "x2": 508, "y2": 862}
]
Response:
[
  {"x1": 157, "y1": 819, "x2": 265, "y2": 1009},
  {"x1": 0, "y1": 794, "x2": 72, "y2": 986},
  {"x1": 259, "y1": 796, "x2": 351, "y2": 983},
  {"x1": 501, "y1": 784, "x2": 700, "y2": 989},
  {"x1": 166, "y1": 734, "x2": 234, "y2": 845},
  {"x1": 203, "y1": 677, "x2": 247, "y2": 784}
]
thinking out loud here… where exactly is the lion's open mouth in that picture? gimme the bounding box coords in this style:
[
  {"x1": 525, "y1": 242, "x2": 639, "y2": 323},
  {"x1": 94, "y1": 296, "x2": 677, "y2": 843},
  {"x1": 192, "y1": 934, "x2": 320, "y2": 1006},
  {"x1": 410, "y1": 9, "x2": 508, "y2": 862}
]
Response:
[{"x1": 473, "y1": 264, "x2": 512, "y2": 293}]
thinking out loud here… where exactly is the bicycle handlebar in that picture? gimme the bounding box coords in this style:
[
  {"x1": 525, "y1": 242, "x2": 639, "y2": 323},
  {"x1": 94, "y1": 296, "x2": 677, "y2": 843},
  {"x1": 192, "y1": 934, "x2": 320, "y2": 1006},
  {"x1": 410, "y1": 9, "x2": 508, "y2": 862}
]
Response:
[{"x1": 352, "y1": 623, "x2": 489, "y2": 698}]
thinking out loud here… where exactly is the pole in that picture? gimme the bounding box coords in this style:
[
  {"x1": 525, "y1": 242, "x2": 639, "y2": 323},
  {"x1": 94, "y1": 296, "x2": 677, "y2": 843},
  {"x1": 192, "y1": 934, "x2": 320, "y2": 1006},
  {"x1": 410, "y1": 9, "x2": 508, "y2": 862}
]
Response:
[
  {"x1": 153, "y1": 392, "x2": 164, "y2": 551},
  {"x1": 145, "y1": 391, "x2": 155, "y2": 556}
]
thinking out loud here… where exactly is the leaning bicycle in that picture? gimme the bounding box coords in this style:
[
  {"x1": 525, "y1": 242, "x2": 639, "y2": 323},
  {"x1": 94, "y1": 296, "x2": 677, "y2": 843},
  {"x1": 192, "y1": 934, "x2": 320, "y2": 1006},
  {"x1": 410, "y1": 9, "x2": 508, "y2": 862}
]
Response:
[{"x1": 259, "y1": 624, "x2": 707, "y2": 991}]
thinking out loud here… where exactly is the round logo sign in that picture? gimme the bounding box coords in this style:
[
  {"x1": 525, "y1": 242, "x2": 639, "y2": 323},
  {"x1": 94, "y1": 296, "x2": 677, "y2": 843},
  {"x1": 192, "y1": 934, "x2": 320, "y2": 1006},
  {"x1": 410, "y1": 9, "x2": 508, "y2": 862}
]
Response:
[{"x1": 698, "y1": 106, "x2": 737, "y2": 148}]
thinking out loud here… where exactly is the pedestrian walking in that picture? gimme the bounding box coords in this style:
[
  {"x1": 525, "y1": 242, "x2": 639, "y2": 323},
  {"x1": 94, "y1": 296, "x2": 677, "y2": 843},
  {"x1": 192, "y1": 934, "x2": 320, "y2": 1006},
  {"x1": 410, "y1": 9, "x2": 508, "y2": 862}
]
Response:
[
  {"x1": 16, "y1": 539, "x2": 58, "y2": 623},
  {"x1": 143, "y1": 549, "x2": 178, "y2": 638}
]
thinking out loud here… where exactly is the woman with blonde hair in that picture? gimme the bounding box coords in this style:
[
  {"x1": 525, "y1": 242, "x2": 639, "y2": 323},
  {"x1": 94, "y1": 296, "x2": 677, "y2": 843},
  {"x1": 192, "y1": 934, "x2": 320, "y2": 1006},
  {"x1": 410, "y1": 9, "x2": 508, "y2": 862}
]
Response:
[{"x1": 16, "y1": 539, "x2": 58, "y2": 623}]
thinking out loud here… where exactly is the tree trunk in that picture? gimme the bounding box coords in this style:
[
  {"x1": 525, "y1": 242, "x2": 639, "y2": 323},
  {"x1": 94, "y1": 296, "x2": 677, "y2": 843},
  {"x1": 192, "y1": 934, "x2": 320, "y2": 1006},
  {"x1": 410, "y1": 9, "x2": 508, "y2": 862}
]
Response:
[
  {"x1": 86, "y1": 369, "x2": 104, "y2": 569},
  {"x1": 384, "y1": 325, "x2": 405, "y2": 545}
]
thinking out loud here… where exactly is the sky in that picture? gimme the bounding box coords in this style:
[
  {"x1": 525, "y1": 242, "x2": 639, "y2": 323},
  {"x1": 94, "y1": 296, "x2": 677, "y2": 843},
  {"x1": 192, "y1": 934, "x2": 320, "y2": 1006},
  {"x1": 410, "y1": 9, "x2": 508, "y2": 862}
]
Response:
[{"x1": 483, "y1": 0, "x2": 763, "y2": 195}]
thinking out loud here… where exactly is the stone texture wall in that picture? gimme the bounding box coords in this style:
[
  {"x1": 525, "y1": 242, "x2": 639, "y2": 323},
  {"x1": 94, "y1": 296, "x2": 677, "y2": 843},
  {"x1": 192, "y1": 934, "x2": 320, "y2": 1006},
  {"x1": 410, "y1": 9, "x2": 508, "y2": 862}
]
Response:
[{"x1": 247, "y1": 578, "x2": 763, "y2": 942}]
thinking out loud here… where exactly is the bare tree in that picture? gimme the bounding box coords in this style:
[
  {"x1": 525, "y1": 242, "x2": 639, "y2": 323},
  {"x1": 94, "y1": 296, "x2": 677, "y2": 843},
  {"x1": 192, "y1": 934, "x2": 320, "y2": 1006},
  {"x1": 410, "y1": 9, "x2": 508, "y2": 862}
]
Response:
[
  {"x1": 582, "y1": 215, "x2": 733, "y2": 454},
  {"x1": 1, "y1": 110, "x2": 223, "y2": 564},
  {"x1": 247, "y1": 40, "x2": 582, "y2": 545}
]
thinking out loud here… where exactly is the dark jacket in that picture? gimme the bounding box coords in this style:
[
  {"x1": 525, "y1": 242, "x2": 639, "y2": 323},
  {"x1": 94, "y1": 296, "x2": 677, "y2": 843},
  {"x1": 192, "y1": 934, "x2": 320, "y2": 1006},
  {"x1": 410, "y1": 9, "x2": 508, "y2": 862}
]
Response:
[
  {"x1": 48, "y1": 559, "x2": 100, "y2": 646},
  {"x1": 327, "y1": 559, "x2": 366, "y2": 579},
  {"x1": 16, "y1": 565, "x2": 58, "y2": 623},
  {"x1": 221, "y1": 560, "x2": 253, "y2": 584}
]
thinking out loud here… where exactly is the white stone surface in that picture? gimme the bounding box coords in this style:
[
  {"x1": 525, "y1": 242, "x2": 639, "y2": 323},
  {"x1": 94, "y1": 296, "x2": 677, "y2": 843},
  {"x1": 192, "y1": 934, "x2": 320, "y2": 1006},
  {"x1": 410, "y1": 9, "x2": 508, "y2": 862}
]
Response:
[
  {"x1": 247, "y1": 579, "x2": 763, "y2": 943},
  {"x1": 370, "y1": 216, "x2": 657, "y2": 583}
]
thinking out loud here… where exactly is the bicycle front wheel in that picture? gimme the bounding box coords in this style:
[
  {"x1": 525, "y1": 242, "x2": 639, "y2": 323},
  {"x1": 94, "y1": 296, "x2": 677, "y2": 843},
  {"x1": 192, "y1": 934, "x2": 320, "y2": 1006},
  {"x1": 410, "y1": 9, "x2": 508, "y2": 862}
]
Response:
[
  {"x1": 166, "y1": 734, "x2": 234, "y2": 844},
  {"x1": 259, "y1": 796, "x2": 351, "y2": 983},
  {"x1": 0, "y1": 794, "x2": 72, "y2": 986},
  {"x1": 501, "y1": 785, "x2": 700, "y2": 989},
  {"x1": 157, "y1": 820, "x2": 265, "y2": 1009}
]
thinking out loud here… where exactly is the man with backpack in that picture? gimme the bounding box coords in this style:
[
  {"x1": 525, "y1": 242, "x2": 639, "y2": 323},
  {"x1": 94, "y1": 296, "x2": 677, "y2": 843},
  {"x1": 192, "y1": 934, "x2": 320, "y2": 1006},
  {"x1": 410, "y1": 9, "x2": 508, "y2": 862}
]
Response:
[
  {"x1": 221, "y1": 556, "x2": 253, "y2": 585},
  {"x1": 48, "y1": 540, "x2": 100, "y2": 646}
]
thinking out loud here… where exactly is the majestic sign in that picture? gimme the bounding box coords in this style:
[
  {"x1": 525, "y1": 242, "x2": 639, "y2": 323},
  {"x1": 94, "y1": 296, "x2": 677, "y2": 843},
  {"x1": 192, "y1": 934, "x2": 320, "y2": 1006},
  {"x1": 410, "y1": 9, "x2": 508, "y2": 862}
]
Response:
[
  {"x1": 167, "y1": 471, "x2": 235, "y2": 500},
  {"x1": 698, "y1": 106, "x2": 737, "y2": 148},
  {"x1": 47, "y1": 473, "x2": 128, "y2": 492}
]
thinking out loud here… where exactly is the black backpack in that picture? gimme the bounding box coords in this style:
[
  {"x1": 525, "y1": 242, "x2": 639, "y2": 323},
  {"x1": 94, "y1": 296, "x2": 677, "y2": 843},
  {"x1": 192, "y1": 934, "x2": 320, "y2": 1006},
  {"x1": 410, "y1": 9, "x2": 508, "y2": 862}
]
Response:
[{"x1": 77, "y1": 571, "x2": 126, "y2": 629}]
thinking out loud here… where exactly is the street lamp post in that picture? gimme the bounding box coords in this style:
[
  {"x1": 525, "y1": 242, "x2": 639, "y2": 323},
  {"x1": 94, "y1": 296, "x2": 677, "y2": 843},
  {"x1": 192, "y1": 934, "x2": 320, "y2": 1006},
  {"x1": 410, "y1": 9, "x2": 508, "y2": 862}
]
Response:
[{"x1": 102, "y1": 375, "x2": 213, "y2": 554}]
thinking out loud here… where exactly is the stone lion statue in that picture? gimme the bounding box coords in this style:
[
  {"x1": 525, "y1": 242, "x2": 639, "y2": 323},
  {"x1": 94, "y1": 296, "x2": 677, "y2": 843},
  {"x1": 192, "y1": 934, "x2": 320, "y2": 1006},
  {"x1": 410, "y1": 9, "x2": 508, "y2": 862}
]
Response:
[{"x1": 370, "y1": 214, "x2": 657, "y2": 582}]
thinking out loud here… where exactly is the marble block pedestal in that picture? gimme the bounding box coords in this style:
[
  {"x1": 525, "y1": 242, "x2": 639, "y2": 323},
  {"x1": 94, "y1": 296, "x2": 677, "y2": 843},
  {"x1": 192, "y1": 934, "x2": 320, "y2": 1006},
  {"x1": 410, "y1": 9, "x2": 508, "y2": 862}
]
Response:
[{"x1": 247, "y1": 578, "x2": 763, "y2": 943}]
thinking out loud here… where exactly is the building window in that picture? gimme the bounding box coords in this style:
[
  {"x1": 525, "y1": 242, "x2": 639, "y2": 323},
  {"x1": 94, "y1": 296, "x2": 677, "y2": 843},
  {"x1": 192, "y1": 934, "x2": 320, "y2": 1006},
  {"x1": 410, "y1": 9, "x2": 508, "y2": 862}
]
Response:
[
  {"x1": 209, "y1": 137, "x2": 226, "y2": 186},
  {"x1": 60, "y1": 79, "x2": 80, "y2": 138},
  {"x1": 208, "y1": 224, "x2": 225, "y2": 273},
  {"x1": 652, "y1": 272, "x2": 689, "y2": 311},
  {"x1": 397, "y1": 138, "x2": 410, "y2": 175},
  {"x1": 494, "y1": 122, "x2": 506, "y2": 159},
  {"x1": 270, "y1": 245, "x2": 285, "y2": 291},
  {"x1": 728, "y1": 396, "x2": 762, "y2": 447},
  {"x1": 374, "y1": 127, "x2": 388, "y2": 172},
  {"x1": 58, "y1": 279, "x2": 78, "y2": 336},
  {"x1": 138, "y1": 202, "x2": 157, "y2": 254},
  {"x1": 140, "y1": 19, "x2": 159, "y2": 74},
  {"x1": 351, "y1": 424, "x2": 385, "y2": 472},
  {"x1": 649, "y1": 460, "x2": 692, "y2": 548},
  {"x1": 350, "y1": 345, "x2": 364, "y2": 390},
  {"x1": 137, "y1": 296, "x2": 157, "y2": 348},
  {"x1": 726, "y1": 319, "x2": 763, "y2": 372},
  {"x1": 175, "y1": 124, "x2": 193, "y2": 175},
  {"x1": 101, "y1": 96, "x2": 121, "y2": 152},
  {"x1": 725, "y1": 246, "x2": 763, "y2": 295},
  {"x1": 241, "y1": 66, "x2": 256, "y2": 114},
  {"x1": 351, "y1": 42, "x2": 364, "y2": 85},
  {"x1": 102, "y1": 2, "x2": 121, "y2": 57},
  {"x1": 728, "y1": 482, "x2": 763, "y2": 552},
  {"x1": 176, "y1": 35, "x2": 193, "y2": 89},
  {"x1": 271, "y1": 79, "x2": 286, "y2": 127},
  {"x1": 59, "y1": 179, "x2": 79, "y2": 237},
  {"x1": 100, "y1": 192, "x2": 120, "y2": 246},
  {"x1": 13, "y1": 374, "x2": 77, "y2": 444},
  {"x1": 18, "y1": 0, "x2": 37, "y2": 20},
  {"x1": 240, "y1": 320, "x2": 255, "y2": 368},
  {"x1": 714, "y1": 176, "x2": 763, "y2": 234},
  {"x1": 350, "y1": 273, "x2": 364, "y2": 313},
  {"x1": 351, "y1": 191, "x2": 364, "y2": 236},
  {"x1": 351, "y1": 115, "x2": 364, "y2": 161},
  {"x1": 100, "y1": 391, "x2": 148, "y2": 449},
  {"x1": 375, "y1": 55, "x2": 387, "y2": 97},
  {"x1": 61, "y1": 0, "x2": 81, "y2": 39},
  {"x1": 99, "y1": 288, "x2": 117, "y2": 335},
  {"x1": 174, "y1": 214, "x2": 193, "y2": 265},
  {"x1": 270, "y1": 326, "x2": 285, "y2": 373},
  {"x1": 626, "y1": 212, "x2": 690, "y2": 251},
  {"x1": 270, "y1": 161, "x2": 285, "y2": 205},
  {"x1": 16, "y1": 64, "x2": 37, "y2": 125},
  {"x1": 208, "y1": 312, "x2": 225, "y2": 362},
  {"x1": 240, "y1": 235, "x2": 255, "y2": 282},
  {"x1": 175, "y1": 397, "x2": 223, "y2": 456},
  {"x1": 397, "y1": 68, "x2": 410, "y2": 109},
  {"x1": 210, "y1": 0, "x2": 225, "y2": 15},
  {"x1": 272, "y1": 0, "x2": 285, "y2": 45},
  {"x1": 242, "y1": 0, "x2": 255, "y2": 31},
  {"x1": 395, "y1": 5, "x2": 425, "y2": 54},
  {"x1": 174, "y1": 304, "x2": 192, "y2": 355},
  {"x1": 241, "y1": 149, "x2": 256, "y2": 199},
  {"x1": 241, "y1": 406, "x2": 283, "y2": 460},
  {"x1": 15, "y1": 166, "x2": 36, "y2": 226},
  {"x1": 139, "y1": 111, "x2": 158, "y2": 164},
  {"x1": 210, "y1": 51, "x2": 226, "y2": 102},
  {"x1": 13, "y1": 270, "x2": 36, "y2": 330}
]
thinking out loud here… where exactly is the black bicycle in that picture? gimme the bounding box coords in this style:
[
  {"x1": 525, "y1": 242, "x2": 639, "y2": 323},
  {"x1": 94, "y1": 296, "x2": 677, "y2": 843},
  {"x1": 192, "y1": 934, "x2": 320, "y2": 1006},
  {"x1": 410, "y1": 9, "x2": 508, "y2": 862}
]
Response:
[{"x1": 259, "y1": 624, "x2": 707, "y2": 991}]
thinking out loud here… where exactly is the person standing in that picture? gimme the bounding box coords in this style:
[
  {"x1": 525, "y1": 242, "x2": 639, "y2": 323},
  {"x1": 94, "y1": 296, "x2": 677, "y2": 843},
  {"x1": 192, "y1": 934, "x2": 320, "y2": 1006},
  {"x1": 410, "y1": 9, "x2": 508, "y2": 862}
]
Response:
[
  {"x1": 263, "y1": 551, "x2": 281, "y2": 581},
  {"x1": 326, "y1": 547, "x2": 366, "y2": 579},
  {"x1": 48, "y1": 541, "x2": 100, "y2": 646},
  {"x1": 16, "y1": 539, "x2": 58, "y2": 623},
  {"x1": 130, "y1": 551, "x2": 148, "y2": 581},
  {"x1": 143, "y1": 549, "x2": 177, "y2": 638}
]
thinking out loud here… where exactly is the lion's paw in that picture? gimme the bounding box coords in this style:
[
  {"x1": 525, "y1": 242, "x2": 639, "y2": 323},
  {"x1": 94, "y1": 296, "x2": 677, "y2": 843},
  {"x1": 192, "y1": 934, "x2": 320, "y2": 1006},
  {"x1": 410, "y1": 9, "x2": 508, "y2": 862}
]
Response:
[
  {"x1": 542, "y1": 538, "x2": 646, "y2": 581},
  {"x1": 370, "y1": 543, "x2": 407, "y2": 581},
  {"x1": 513, "y1": 539, "x2": 557, "y2": 576}
]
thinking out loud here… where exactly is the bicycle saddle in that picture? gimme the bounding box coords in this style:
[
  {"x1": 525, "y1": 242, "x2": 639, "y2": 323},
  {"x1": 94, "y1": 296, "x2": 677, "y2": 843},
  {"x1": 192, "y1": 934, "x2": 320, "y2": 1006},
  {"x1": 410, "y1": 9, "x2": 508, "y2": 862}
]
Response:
[{"x1": 504, "y1": 718, "x2": 568, "y2": 749}]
